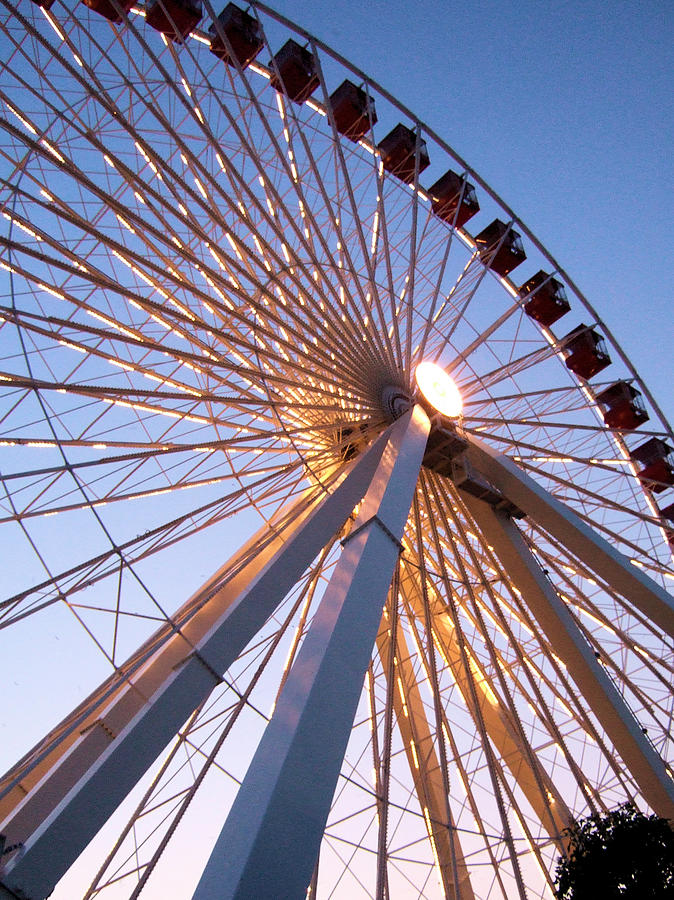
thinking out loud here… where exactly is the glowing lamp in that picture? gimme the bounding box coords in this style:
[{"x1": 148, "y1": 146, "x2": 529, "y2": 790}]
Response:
[{"x1": 415, "y1": 361, "x2": 463, "y2": 418}]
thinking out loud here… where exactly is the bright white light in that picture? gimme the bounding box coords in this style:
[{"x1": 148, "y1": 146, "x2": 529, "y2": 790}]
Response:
[{"x1": 415, "y1": 361, "x2": 463, "y2": 417}]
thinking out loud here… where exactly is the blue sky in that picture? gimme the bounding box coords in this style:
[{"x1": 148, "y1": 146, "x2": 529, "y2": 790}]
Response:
[{"x1": 276, "y1": 0, "x2": 673, "y2": 422}]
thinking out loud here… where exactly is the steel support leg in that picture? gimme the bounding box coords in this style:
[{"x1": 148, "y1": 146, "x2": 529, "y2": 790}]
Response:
[
  {"x1": 192, "y1": 405, "x2": 431, "y2": 900},
  {"x1": 464, "y1": 496, "x2": 674, "y2": 818},
  {"x1": 0, "y1": 426, "x2": 397, "y2": 900},
  {"x1": 0, "y1": 466, "x2": 345, "y2": 827},
  {"x1": 376, "y1": 605, "x2": 476, "y2": 900},
  {"x1": 464, "y1": 434, "x2": 674, "y2": 638},
  {"x1": 399, "y1": 557, "x2": 572, "y2": 846}
]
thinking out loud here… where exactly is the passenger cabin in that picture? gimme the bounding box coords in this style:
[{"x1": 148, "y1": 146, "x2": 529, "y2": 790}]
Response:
[
  {"x1": 661, "y1": 502, "x2": 674, "y2": 524},
  {"x1": 269, "y1": 40, "x2": 319, "y2": 103},
  {"x1": 428, "y1": 170, "x2": 479, "y2": 227},
  {"x1": 209, "y1": 3, "x2": 263, "y2": 68},
  {"x1": 474, "y1": 219, "x2": 526, "y2": 277},
  {"x1": 562, "y1": 324, "x2": 611, "y2": 380},
  {"x1": 519, "y1": 270, "x2": 570, "y2": 327},
  {"x1": 660, "y1": 503, "x2": 674, "y2": 551},
  {"x1": 145, "y1": 0, "x2": 202, "y2": 40},
  {"x1": 630, "y1": 438, "x2": 674, "y2": 493},
  {"x1": 377, "y1": 124, "x2": 430, "y2": 184},
  {"x1": 328, "y1": 80, "x2": 377, "y2": 142},
  {"x1": 596, "y1": 381, "x2": 649, "y2": 431},
  {"x1": 81, "y1": 0, "x2": 134, "y2": 22}
]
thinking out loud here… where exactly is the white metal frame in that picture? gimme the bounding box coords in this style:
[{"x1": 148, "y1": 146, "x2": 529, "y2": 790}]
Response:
[
  {"x1": 192, "y1": 406, "x2": 430, "y2": 899},
  {"x1": 0, "y1": 420, "x2": 404, "y2": 900},
  {"x1": 462, "y1": 435, "x2": 674, "y2": 818}
]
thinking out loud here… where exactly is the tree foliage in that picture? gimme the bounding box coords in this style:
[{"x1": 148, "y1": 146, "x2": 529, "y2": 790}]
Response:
[{"x1": 554, "y1": 803, "x2": 674, "y2": 899}]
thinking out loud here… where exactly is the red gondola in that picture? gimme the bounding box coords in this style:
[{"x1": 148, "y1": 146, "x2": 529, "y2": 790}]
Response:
[
  {"x1": 209, "y1": 3, "x2": 263, "y2": 68},
  {"x1": 427, "y1": 169, "x2": 479, "y2": 227},
  {"x1": 474, "y1": 219, "x2": 526, "y2": 277},
  {"x1": 81, "y1": 0, "x2": 134, "y2": 23},
  {"x1": 377, "y1": 123, "x2": 430, "y2": 184},
  {"x1": 269, "y1": 40, "x2": 319, "y2": 103},
  {"x1": 328, "y1": 80, "x2": 377, "y2": 142},
  {"x1": 520, "y1": 270, "x2": 570, "y2": 327},
  {"x1": 563, "y1": 324, "x2": 611, "y2": 380},
  {"x1": 596, "y1": 381, "x2": 649, "y2": 431},
  {"x1": 145, "y1": 0, "x2": 202, "y2": 41},
  {"x1": 630, "y1": 438, "x2": 674, "y2": 493}
]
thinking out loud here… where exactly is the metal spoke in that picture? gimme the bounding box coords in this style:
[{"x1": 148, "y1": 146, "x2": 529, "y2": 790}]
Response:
[{"x1": 0, "y1": 3, "x2": 672, "y2": 899}]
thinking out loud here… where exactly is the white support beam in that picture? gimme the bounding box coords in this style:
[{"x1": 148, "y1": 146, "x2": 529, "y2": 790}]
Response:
[
  {"x1": 464, "y1": 434, "x2": 674, "y2": 638},
  {"x1": 191, "y1": 406, "x2": 431, "y2": 900},
  {"x1": 399, "y1": 560, "x2": 572, "y2": 847},
  {"x1": 0, "y1": 426, "x2": 397, "y2": 900},
  {"x1": 376, "y1": 606, "x2": 476, "y2": 900},
  {"x1": 464, "y1": 497, "x2": 674, "y2": 818},
  {"x1": 0, "y1": 475, "x2": 337, "y2": 826}
]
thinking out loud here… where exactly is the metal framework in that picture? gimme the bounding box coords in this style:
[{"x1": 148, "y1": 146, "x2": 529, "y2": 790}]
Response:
[{"x1": 0, "y1": 2, "x2": 673, "y2": 899}]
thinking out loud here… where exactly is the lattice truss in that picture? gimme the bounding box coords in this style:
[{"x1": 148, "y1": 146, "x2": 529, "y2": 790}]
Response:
[{"x1": 0, "y1": 2, "x2": 672, "y2": 899}]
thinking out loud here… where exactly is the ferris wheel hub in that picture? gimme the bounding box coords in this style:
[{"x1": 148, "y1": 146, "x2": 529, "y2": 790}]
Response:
[{"x1": 380, "y1": 383, "x2": 414, "y2": 420}]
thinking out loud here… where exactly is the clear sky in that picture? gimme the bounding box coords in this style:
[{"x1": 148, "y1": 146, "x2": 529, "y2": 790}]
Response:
[{"x1": 275, "y1": 0, "x2": 673, "y2": 422}]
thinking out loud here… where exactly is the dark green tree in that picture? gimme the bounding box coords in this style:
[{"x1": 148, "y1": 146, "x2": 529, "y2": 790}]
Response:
[{"x1": 554, "y1": 803, "x2": 674, "y2": 899}]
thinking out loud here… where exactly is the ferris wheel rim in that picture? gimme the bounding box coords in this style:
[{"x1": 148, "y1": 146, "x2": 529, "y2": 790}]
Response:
[
  {"x1": 0, "y1": 2, "x2": 673, "y2": 898},
  {"x1": 0, "y1": 0, "x2": 670, "y2": 682},
  {"x1": 243, "y1": 0, "x2": 674, "y2": 443},
  {"x1": 2, "y1": 0, "x2": 671, "y2": 534}
]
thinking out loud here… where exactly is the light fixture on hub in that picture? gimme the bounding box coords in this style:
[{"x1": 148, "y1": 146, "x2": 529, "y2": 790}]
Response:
[{"x1": 414, "y1": 361, "x2": 463, "y2": 418}]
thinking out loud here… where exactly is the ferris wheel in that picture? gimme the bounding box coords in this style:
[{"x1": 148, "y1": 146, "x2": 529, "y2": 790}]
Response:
[{"x1": 0, "y1": 1, "x2": 673, "y2": 898}]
